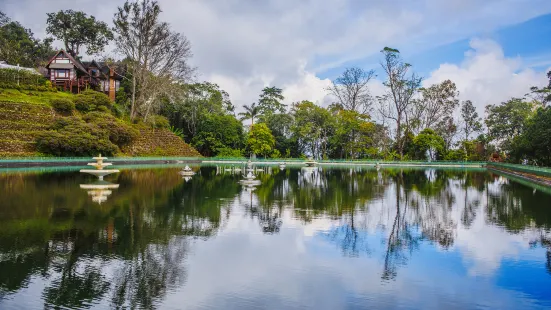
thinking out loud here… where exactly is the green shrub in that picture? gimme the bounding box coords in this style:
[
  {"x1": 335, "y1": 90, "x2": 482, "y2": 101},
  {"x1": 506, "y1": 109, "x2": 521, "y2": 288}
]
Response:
[
  {"x1": 147, "y1": 115, "x2": 170, "y2": 129},
  {"x1": 36, "y1": 117, "x2": 118, "y2": 156},
  {"x1": 73, "y1": 90, "x2": 112, "y2": 112},
  {"x1": 215, "y1": 147, "x2": 243, "y2": 158},
  {"x1": 51, "y1": 98, "x2": 75, "y2": 113},
  {"x1": 83, "y1": 112, "x2": 139, "y2": 147}
]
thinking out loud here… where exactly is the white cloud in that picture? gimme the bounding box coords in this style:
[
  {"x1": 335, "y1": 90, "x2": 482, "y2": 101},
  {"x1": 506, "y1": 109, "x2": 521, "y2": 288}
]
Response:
[
  {"x1": 424, "y1": 39, "x2": 550, "y2": 114},
  {"x1": 2, "y1": 0, "x2": 551, "y2": 112}
]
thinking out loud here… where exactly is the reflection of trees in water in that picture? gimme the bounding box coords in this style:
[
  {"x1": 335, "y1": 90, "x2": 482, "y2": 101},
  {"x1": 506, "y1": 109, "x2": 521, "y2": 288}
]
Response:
[
  {"x1": 111, "y1": 239, "x2": 188, "y2": 309},
  {"x1": 0, "y1": 167, "x2": 235, "y2": 308}
]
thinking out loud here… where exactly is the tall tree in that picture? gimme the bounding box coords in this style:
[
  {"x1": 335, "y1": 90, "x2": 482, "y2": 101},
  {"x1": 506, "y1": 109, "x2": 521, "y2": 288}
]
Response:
[
  {"x1": 327, "y1": 67, "x2": 375, "y2": 113},
  {"x1": 409, "y1": 80, "x2": 459, "y2": 134},
  {"x1": 239, "y1": 103, "x2": 261, "y2": 127},
  {"x1": 258, "y1": 86, "x2": 286, "y2": 115},
  {"x1": 377, "y1": 47, "x2": 422, "y2": 158},
  {"x1": 0, "y1": 17, "x2": 54, "y2": 67},
  {"x1": 460, "y1": 100, "x2": 482, "y2": 141},
  {"x1": 161, "y1": 82, "x2": 233, "y2": 141},
  {"x1": 247, "y1": 123, "x2": 275, "y2": 158},
  {"x1": 113, "y1": 0, "x2": 194, "y2": 120},
  {"x1": 291, "y1": 101, "x2": 334, "y2": 159},
  {"x1": 485, "y1": 98, "x2": 535, "y2": 153},
  {"x1": 0, "y1": 11, "x2": 9, "y2": 27},
  {"x1": 46, "y1": 10, "x2": 113, "y2": 57},
  {"x1": 528, "y1": 71, "x2": 551, "y2": 105}
]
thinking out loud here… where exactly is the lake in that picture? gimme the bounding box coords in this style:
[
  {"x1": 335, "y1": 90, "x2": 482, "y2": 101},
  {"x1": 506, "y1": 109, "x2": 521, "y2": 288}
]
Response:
[{"x1": 0, "y1": 165, "x2": 550, "y2": 309}]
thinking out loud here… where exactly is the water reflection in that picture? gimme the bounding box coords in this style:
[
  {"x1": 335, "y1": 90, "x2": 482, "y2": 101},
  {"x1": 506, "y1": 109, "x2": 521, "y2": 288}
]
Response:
[
  {"x1": 0, "y1": 166, "x2": 550, "y2": 309},
  {"x1": 80, "y1": 181, "x2": 120, "y2": 204}
]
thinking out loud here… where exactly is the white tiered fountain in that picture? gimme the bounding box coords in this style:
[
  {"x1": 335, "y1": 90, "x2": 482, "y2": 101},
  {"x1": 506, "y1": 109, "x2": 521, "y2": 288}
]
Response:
[
  {"x1": 80, "y1": 181, "x2": 119, "y2": 204},
  {"x1": 239, "y1": 171, "x2": 261, "y2": 186},
  {"x1": 279, "y1": 162, "x2": 286, "y2": 170},
  {"x1": 80, "y1": 154, "x2": 120, "y2": 180},
  {"x1": 179, "y1": 165, "x2": 196, "y2": 176}
]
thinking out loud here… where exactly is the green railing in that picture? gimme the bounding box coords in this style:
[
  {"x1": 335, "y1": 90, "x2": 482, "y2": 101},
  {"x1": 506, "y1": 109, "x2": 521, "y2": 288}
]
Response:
[{"x1": 487, "y1": 162, "x2": 551, "y2": 178}]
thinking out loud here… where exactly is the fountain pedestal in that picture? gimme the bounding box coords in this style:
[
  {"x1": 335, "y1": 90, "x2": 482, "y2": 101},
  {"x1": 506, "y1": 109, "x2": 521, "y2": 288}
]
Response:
[{"x1": 80, "y1": 155, "x2": 119, "y2": 180}]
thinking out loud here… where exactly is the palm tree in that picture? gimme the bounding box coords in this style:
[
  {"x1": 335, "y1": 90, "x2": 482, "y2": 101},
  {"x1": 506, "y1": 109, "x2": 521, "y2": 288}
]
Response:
[{"x1": 239, "y1": 103, "x2": 261, "y2": 127}]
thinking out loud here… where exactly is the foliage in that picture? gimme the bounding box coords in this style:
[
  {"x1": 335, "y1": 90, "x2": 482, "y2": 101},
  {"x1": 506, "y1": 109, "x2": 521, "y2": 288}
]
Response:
[
  {"x1": 0, "y1": 14, "x2": 54, "y2": 67},
  {"x1": 46, "y1": 10, "x2": 113, "y2": 56},
  {"x1": 247, "y1": 123, "x2": 275, "y2": 158},
  {"x1": 411, "y1": 128, "x2": 446, "y2": 160},
  {"x1": 410, "y1": 80, "x2": 459, "y2": 134},
  {"x1": 239, "y1": 102, "x2": 261, "y2": 127},
  {"x1": 215, "y1": 147, "x2": 243, "y2": 158},
  {"x1": 73, "y1": 90, "x2": 112, "y2": 112},
  {"x1": 485, "y1": 98, "x2": 535, "y2": 153},
  {"x1": 329, "y1": 108, "x2": 376, "y2": 159},
  {"x1": 291, "y1": 100, "x2": 334, "y2": 159},
  {"x1": 161, "y1": 82, "x2": 233, "y2": 140},
  {"x1": 82, "y1": 112, "x2": 138, "y2": 147},
  {"x1": 146, "y1": 114, "x2": 170, "y2": 129},
  {"x1": 263, "y1": 113, "x2": 297, "y2": 157},
  {"x1": 327, "y1": 67, "x2": 375, "y2": 113},
  {"x1": 378, "y1": 47, "x2": 422, "y2": 158},
  {"x1": 169, "y1": 125, "x2": 185, "y2": 140},
  {"x1": 0, "y1": 89, "x2": 73, "y2": 105},
  {"x1": 191, "y1": 114, "x2": 244, "y2": 157},
  {"x1": 50, "y1": 98, "x2": 74, "y2": 114},
  {"x1": 113, "y1": 0, "x2": 194, "y2": 120},
  {"x1": 460, "y1": 100, "x2": 482, "y2": 141},
  {"x1": 511, "y1": 107, "x2": 551, "y2": 166},
  {"x1": 258, "y1": 86, "x2": 286, "y2": 115},
  {"x1": 36, "y1": 117, "x2": 118, "y2": 156}
]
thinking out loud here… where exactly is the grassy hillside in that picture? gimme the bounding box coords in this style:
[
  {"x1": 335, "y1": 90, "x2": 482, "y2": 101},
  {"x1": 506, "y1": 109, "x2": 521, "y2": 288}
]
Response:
[{"x1": 0, "y1": 88, "x2": 200, "y2": 158}]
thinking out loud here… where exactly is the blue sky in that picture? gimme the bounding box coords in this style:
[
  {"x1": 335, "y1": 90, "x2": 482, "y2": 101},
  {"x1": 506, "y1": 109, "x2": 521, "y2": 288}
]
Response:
[{"x1": 316, "y1": 13, "x2": 551, "y2": 80}]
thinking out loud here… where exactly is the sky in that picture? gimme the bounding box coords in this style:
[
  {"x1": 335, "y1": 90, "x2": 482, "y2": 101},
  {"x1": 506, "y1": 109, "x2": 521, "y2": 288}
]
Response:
[{"x1": 2, "y1": 0, "x2": 551, "y2": 115}]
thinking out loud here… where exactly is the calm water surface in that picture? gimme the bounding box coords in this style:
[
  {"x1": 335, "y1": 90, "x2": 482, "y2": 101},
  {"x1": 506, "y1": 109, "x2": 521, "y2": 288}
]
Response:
[{"x1": 1, "y1": 165, "x2": 551, "y2": 309}]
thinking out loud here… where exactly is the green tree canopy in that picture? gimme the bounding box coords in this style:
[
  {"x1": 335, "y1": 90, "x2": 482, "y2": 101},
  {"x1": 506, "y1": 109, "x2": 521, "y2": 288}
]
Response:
[
  {"x1": 411, "y1": 128, "x2": 446, "y2": 160},
  {"x1": 0, "y1": 13, "x2": 54, "y2": 67},
  {"x1": 247, "y1": 123, "x2": 275, "y2": 158},
  {"x1": 485, "y1": 98, "x2": 535, "y2": 153},
  {"x1": 191, "y1": 114, "x2": 245, "y2": 157},
  {"x1": 258, "y1": 86, "x2": 286, "y2": 116},
  {"x1": 46, "y1": 10, "x2": 113, "y2": 57}
]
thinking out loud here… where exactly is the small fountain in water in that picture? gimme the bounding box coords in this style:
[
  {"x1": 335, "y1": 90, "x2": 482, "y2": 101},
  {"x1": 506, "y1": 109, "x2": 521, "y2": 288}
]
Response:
[
  {"x1": 179, "y1": 165, "x2": 196, "y2": 176},
  {"x1": 240, "y1": 171, "x2": 261, "y2": 186},
  {"x1": 279, "y1": 162, "x2": 286, "y2": 170},
  {"x1": 80, "y1": 154, "x2": 120, "y2": 180}
]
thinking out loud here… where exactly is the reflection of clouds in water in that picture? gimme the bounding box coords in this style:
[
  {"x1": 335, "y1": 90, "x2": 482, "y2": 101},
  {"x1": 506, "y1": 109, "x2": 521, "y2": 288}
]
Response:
[{"x1": 160, "y1": 200, "x2": 545, "y2": 310}]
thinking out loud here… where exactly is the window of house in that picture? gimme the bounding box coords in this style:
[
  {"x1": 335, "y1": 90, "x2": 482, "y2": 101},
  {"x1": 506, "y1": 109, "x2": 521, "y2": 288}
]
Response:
[
  {"x1": 56, "y1": 70, "x2": 68, "y2": 78},
  {"x1": 115, "y1": 80, "x2": 121, "y2": 91}
]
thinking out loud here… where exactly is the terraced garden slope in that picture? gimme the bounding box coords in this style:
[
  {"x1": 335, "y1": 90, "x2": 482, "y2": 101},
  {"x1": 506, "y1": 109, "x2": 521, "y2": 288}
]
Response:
[{"x1": 0, "y1": 89, "x2": 200, "y2": 158}]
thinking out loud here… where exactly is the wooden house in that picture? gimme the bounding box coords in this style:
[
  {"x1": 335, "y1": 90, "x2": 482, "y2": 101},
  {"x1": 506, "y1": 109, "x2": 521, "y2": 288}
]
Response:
[{"x1": 45, "y1": 50, "x2": 124, "y2": 101}]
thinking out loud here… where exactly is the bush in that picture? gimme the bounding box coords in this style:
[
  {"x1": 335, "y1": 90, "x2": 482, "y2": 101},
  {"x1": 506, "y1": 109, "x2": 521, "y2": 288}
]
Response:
[
  {"x1": 36, "y1": 117, "x2": 118, "y2": 156},
  {"x1": 73, "y1": 90, "x2": 112, "y2": 112},
  {"x1": 83, "y1": 112, "x2": 138, "y2": 147},
  {"x1": 215, "y1": 147, "x2": 243, "y2": 158},
  {"x1": 146, "y1": 115, "x2": 170, "y2": 129},
  {"x1": 51, "y1": 98, "x2": 75, "y2": 114}
]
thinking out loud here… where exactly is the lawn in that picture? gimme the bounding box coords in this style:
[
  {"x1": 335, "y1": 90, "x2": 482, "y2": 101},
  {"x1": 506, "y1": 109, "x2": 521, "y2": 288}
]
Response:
[{"x1": 0, "y1": 88, "x2": 74, "y2": 105}]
